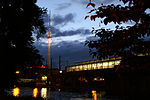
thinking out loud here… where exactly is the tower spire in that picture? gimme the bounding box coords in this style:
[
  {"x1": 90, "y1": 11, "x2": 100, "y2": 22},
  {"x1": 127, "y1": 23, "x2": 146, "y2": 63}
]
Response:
[
  {"x1": 47, "y1": 11, "x2": 52, "y2": 69},
  {"x1": 48, "y1": 10, "x2": 51, "y2": 38}
]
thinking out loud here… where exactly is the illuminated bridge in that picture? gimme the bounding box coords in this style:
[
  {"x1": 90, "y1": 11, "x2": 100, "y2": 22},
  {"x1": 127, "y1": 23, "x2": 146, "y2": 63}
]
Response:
[
  {"x1": 63, "y1": 57, "x2": 122, "y2": 89},
  {"x1": 63, "y1": 54, "x2": 150, "y2": 90},
  {"x1": 66, "y1": 57, "x2": 121, "y2": 72}
]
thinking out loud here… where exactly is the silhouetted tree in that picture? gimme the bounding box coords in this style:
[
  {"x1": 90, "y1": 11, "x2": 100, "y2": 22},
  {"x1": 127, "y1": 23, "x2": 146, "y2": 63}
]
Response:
[
  {"x1": 0, "y1": 0, "x2": 46, "y2": 91},
  {"x1": 85, "y1": 0, "x2": 150, "y2": 59}
]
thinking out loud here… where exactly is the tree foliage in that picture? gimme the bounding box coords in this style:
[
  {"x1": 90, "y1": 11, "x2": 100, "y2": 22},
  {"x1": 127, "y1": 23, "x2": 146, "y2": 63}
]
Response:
[
  {"x1": 0, "y1": 0, "x2": 46, "y2": 88},
  {"x1": 85, "y1": 0, "x2": 150, "y2": 59}
]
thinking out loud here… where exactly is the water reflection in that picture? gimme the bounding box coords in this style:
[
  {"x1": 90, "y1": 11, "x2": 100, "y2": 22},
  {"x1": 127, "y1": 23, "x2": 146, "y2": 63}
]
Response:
[
  {"x1": 11, "y1": 87, "x2": 106, "y2": 100},
  {"x1": 92, "y1": 90, "x2": 97, "y2": 100},
  {"x1": 41, "y1": 88, "x2": 47, "y2": 99},
  {"x1": 33, "y1": 88, "x2": 38, "y2": 98},
  {"x1": 12, "y1": 87, "x2": 20, "y2": 97}
]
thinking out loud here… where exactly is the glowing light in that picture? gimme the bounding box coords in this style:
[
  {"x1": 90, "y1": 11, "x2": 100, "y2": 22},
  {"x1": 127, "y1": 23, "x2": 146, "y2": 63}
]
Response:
[
  {"x1": 66, "y1": 57, "x2": 121, "y2": 72},
  {"x1": 100, "y1": 78, "x2": 104, "y2": 81},
  {"x1": 41, "y1": 65, "x2": 45, "y2": 68},
  {"x1": 13, "y1": 87, "x2": 20, "y2": 97},
  {"x1": 41, "y1": 88, "x2": 47, "y2": 99},
  {"x1": 58, "y1": 89, "x2": 61, "y2": 91},
  {"x1": 115, "y1": 60, "x2": 121, "y2": 65},
  {"x1": 42, "y1": 76, "x2": 47, "y2": 81},
  {"x1": 92, "y1": 90, "x2": 97, "y2": 100},
  {"x1": 47, "y1": 37, "x2": 52, "y2": 43},
  {"x1": 33, "y1": 88, "x2": 38, "y2": 98},
  {"x1": 85, "y1": 80, "x2": 87, "y2": 83},
  {"x1": 93, "y1": 77, "x2": 104, "y2": 81},
  {"x1": 59, "y1": 70, "x2": 62, "y2": 73},
  {"x1": 15, "y1": 71, "x2": 20, "y2": 74}
]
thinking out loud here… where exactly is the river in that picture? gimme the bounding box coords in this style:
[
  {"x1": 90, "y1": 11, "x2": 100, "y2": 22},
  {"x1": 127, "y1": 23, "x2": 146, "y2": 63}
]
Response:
[{"x1": 6, "y1": 87, "x2": 120, "y2": 100}]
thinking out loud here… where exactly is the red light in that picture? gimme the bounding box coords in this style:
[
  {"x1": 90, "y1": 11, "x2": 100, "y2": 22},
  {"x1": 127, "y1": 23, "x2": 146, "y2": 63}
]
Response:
[
  {"x1": 47, "y1": 37, "x2": 52, "y2": 43},
  {"x1": 41, "y1": 65, "x2": 45, "y2": 68},
  {"x1": 85, "y1": 80, "x2": 87, "y2": 83}
]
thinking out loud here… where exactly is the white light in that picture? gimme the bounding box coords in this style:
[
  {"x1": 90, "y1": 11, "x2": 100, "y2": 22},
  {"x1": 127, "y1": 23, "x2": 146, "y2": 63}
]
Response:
[
  {"x1": 59, "y1": 70, "x2": 62, "y2": 73},
  {"x1": 42, "y1": 76, "x2": 47, "y2": 81},
  {"x1": 47, "y1": 38, "x2": 52, "y2": 43}
]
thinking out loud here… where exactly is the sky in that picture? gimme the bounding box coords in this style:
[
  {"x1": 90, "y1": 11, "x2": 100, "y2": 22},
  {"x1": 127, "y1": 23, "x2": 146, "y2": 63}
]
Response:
[{"x1": 35, "y1": 0, "x2": 134, "y2": 69}]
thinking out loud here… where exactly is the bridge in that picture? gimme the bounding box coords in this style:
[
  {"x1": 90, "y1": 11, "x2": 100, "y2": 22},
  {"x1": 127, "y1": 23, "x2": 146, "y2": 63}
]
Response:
[
  {"x1": 62, "y1": 54, "x2": 150, "y2": 93},
  {"x1": 63, "y1": 57, "x2": 121, "y2": 90}
]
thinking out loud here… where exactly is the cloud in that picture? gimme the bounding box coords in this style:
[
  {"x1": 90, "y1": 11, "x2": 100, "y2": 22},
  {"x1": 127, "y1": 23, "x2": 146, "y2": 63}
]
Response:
[
  {"x1": 41, "y1": 23, "x2": 92, "y2": 39},
  {"x1": 72, "y1": 0, "x2": 121, "y2": 7},
  {"x1": 52, "y1": 13, "x2": 75, "y2": 26},
  {"x1": 55, "y1": 3, "x2": 72, "y2": 10},
  {"x1": 51, "y1": 33, "x2": 94, "y2": 45},
  {"x1": 34, "y1": 26, "x2": 95, "y2": 69},
  {"x1": 38, "y1": 26, "x2": 93, "y2": 46},
  {"x1": 38, "y1": 30, "x2": 94, "y2": 46},
  {"x1": 35, "y1": 41, "x2": 93, "y2": 69},
  {"x1": 52, "y1": 27, "x2": 91, "y2": 37}
]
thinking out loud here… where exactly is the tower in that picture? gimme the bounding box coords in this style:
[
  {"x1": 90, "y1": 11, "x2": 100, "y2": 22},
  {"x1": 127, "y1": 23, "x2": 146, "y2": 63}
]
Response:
[{"x1": 47, "y1": 11, "x2": 52, "y2": 69}]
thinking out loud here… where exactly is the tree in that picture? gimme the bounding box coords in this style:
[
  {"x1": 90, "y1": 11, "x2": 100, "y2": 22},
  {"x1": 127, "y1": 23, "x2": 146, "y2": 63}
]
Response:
[
  {"x1": 0, "y1": 0, "x2": 46, "y2": 90},
  {"x1": 85, "y1": 0, "x2": 150, "y2": 59}
]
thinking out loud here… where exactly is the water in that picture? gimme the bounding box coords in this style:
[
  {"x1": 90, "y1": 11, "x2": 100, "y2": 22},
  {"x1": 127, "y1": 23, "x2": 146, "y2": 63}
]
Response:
[{"x1": 7, "y1": 87, "x2": 119, "y2": 100}]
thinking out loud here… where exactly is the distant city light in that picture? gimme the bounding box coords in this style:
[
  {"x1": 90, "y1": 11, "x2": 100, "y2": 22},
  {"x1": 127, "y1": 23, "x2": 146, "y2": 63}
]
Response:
[
  {"x1": 58, "y1": 89, "x2": 61, "y2": 91},
  {"x1": 41, "y1": 65, "x2": 45, "y2": 68},
  {"x1": 42, "y1": 76, "x2": 47, "y2": 81},
  {"x1": 85, "y1": 80, "x2": 87, "y2": 83},
  {"x1": 59, "y1": 70, "x2": 62, "y2": 73},
  {"x1": 93, "y1": 77, "x2": 105, "y2": 81},
  {"x1": 15, "y1": 71, "x2": 20, "y2": 74}
]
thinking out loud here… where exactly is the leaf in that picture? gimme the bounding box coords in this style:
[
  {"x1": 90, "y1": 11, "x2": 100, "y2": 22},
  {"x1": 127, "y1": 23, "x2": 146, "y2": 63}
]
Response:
[
  {"x1": 90, "y1": 15, "x2": 96, "y2": 21},
  {"x1": 88, "y1": 9, "x2": 95, "y2": 13},
  {"x1": 86, "y1": 3, "x2": 95, "y2": 8},
  {"x1": 90, "y1": 3, "x2": 96, "y2": 8},
  {"x1": 104, "y1": 18, "x2": 109, "y2": 25},
  {"x1": 86, "y1": 3, "x2": 91, "y2": 8},
  {"x1": 84, "y1": 16, "x2": 89, "y2": 20}
]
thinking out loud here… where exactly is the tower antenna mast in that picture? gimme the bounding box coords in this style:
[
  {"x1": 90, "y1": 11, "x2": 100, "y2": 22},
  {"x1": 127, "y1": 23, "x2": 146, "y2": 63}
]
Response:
[{"x1": 47, "y1": 11, "x2": 52, "y2": 69}]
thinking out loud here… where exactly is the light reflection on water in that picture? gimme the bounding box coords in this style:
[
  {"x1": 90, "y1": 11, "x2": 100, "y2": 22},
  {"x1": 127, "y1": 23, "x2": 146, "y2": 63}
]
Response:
[
  {"x1": 92, "y1": 90, "x2": 97, "y2": 100},
  {"x1": 12, "y1": 87, "x2": 20, "y2": 97},
  {"x1": 11, "y1": 87, "x2": 106, "y2": 100},
  {"x1": 33, "y1": 88, "x2": 38, "y2": 98},
  {"x1": 41, "y1": 88, "x2": 47, "y2": 99}
]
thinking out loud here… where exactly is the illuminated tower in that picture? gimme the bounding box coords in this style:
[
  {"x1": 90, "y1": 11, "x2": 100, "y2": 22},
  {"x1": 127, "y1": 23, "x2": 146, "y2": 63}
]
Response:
[{"x1": 47, "y1": 11, "x2": 52, "y2": 69}]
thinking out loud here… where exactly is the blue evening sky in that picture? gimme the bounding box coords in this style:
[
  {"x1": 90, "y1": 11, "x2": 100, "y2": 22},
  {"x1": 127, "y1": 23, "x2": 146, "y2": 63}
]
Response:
[{"x1": 35, "y1": 0, "x2": 136, "y2": 69}]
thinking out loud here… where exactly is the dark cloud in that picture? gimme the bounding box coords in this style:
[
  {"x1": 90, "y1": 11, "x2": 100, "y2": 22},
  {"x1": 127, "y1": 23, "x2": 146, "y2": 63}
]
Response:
[
  {"x1": 42, "y1": 13, "x2": 90, "y2": 38},
  {"x1": 35, "y1": 41, "x2": 93, "y2": 70},
  {"x1": 42, "y1": 25, "x2": 91, "y2": 38},
  {"x1": 52, "y1": 27, "x2": 91, "y2": 37},
  {"x1": 52, "y1": 13, "x2": 75, "y2": 26},
  {"x1": 35, "y1": 26, "x2": 94, "y2": 69},
  {"x1": 55, "y1": 3, "x2": 72, "y2": 10},
  {"x1": 42, "y1": 13, "x2": 75, "y2": 27}
]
